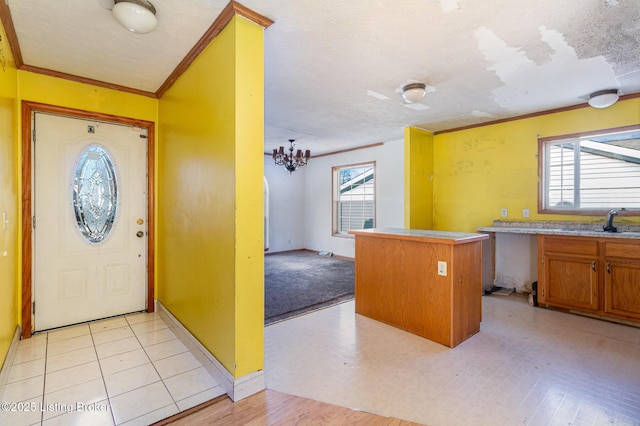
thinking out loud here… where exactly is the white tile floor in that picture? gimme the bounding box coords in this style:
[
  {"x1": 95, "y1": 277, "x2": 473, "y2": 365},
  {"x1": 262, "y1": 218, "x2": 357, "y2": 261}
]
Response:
[
  {"x1": 265, "y1": 295, "x2": 640, "y2": 426},
  {"x1": 0, "y1": 311, "x2": 225, "y2": 426}
]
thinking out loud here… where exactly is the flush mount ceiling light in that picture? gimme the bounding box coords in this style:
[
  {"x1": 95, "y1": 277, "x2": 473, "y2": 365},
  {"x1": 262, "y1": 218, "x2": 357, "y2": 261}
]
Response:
[
  {"x1": 588, "y1": 89, "x2": 619, "y2": 109},
  {"x1": 112, "y1": 0, "x2": 157, "y2": 34},
  {"x1": 402, "y1": 82, "x2": 427, "y2": 103}
]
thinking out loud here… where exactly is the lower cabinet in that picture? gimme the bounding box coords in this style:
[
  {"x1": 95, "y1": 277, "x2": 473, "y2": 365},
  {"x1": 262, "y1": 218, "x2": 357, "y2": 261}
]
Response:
[
  {"x1": 538, "y1": 235, "x2": 640, "y2": 323},
  {"x1": 543, "y1": 254, "x2": 598, "y2": 311},
  {"x1": 603, "y1": 241, "x2": 640, "y2": 320}
]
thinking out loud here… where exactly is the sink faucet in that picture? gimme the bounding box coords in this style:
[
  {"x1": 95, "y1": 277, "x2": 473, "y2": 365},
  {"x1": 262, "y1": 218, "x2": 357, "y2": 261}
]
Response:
[{"x1": 603, "y1": 209, "x2": 618, "y2": 233}]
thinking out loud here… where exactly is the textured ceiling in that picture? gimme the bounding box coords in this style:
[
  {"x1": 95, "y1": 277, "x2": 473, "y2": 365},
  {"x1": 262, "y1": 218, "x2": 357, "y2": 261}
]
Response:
[{"x1": 4, "y1": 0, "x2": 640, "y2": 155}]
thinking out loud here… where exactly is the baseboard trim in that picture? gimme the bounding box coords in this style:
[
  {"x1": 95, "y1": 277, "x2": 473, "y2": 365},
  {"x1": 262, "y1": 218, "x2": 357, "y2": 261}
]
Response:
[
  {"x1": 156, "y1": 301, "x2": 264, "y2": 402},
  {"x1": 265, "y1": 248, "x2": 354, "y2": 262},
  {"x1": 0, "y1": 326, "x2": 22, "y2": 400}
]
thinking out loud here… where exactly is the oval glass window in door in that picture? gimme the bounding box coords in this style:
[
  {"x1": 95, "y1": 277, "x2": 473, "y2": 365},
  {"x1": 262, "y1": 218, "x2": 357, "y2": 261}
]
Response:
[{"x1": 73, "y1": 145, "x2": 118, "y2": 243}]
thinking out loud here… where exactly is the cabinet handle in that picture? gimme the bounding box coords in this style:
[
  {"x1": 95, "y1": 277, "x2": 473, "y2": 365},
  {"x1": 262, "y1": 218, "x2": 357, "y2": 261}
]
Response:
[
  {"x1": 592, "y1": 261, "x2": 596, "y2": 272},
  {"x1": 606, "y1": 261, "x2": 611, "y2": 274}
]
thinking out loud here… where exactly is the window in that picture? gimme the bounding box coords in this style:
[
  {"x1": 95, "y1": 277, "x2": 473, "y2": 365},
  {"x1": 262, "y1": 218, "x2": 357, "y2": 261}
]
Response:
[
  {"x1": 73, "y1": 145, "x2": 118, "y2": 243},
  {"x1": 539, "y1": 125, "x2": 640, "y2": 214},
  {"x1": 332, "y1": 162, "x2": 375, "y2": 236}
]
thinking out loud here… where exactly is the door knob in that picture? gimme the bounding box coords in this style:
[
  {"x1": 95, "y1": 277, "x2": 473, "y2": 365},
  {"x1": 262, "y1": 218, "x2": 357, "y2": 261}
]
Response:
[{"x1": 136, "y1": 231, "x2": 145, "y2": 238}]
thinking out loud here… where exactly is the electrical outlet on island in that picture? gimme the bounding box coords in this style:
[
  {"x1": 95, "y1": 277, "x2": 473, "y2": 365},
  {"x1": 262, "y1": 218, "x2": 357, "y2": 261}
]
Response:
[{"x1": 437, "y1": 261, "x2": 447, "y2": 276}]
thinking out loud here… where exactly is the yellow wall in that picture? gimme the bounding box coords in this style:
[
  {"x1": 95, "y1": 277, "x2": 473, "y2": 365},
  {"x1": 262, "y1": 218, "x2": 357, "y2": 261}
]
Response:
[
  {"x1": 18, "y1": 72, "x2": 158, "y2": 122},
  {"x1": 432, "y1": 98, "x2": 640, "y2": 232},
  {"x1": 404, "y1": 127, "x2": 433, "y2": 229},
  {"x1": 157, "y1": 16, "x2": 264, "y2": 378},
  {"x1": 0, "y1": 18, "x2": 18, "y2": 367},
  {"x1": 233, "y1": 17, "x2": 266, "y2": 376}
]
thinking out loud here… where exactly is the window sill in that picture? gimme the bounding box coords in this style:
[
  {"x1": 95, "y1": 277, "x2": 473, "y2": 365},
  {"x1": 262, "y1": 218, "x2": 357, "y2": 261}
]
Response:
[{"x1": 332, "y1": 233, "x2": 354, "y2": 239}]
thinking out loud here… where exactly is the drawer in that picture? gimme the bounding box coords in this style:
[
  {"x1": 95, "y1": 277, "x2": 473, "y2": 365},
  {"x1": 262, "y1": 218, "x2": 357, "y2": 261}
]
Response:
[
  {"x1": 542, "y1": 236, "x2": 599, "y2": 256},
  {"x1": 605, "y1": 240, "x2": 640, "y2": 260}
]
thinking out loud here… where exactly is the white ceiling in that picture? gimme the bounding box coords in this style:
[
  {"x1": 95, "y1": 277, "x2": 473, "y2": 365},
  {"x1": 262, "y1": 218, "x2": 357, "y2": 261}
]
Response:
[{"x1": 5, "y1": 0, "x2": 640, "y2": 155}]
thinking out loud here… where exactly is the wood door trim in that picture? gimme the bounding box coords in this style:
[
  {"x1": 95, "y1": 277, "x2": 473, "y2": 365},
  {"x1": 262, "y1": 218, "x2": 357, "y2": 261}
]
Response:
[
  {"x1": 21, "y1": 101, "x2": 156, "y2": 338},
  {"x1": 155, "y1": 1, "x2": 273, "y2": 98}
]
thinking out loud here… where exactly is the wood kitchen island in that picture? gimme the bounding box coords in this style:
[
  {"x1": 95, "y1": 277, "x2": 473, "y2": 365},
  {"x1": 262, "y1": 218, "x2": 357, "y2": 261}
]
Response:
[{"x1": 349, "y1": 228, "x2": 489, "y2": 348}]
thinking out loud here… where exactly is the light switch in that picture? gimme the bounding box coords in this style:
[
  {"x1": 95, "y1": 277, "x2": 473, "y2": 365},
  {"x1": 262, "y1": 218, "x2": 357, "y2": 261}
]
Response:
[{"x1": 438, "y1": 261, "x2": 447, "y2": 277}]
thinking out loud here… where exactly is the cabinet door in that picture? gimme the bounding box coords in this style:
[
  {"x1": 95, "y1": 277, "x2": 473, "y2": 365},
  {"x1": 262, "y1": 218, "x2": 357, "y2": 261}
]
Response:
[
  {"x1": 543, "y1": 254, "x2": 598, "y2": 311},
  {"x1": 605, "y1": 259, "x2": 640, "y2": 320}
]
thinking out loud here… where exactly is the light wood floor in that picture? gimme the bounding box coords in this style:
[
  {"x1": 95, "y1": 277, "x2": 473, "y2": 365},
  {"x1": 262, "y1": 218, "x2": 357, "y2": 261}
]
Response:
[{"x1": 154, "y1": 389, "x2": 421, "y2": 425}]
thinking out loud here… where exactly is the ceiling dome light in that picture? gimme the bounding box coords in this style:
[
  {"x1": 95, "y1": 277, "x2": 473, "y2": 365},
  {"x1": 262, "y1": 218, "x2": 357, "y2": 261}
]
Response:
[
  {"x1": 588, "y1": 89, "x2": 619, "y2": 109},
  {"x1": 402, "y1": 83, "x2": 427, "y2": 104},
  {"x1": 402, "y1": 82, "x2": 427, "y2": 104},
  {"x1": 112, "y1": 0, "x2": 157, "y2": 34}
]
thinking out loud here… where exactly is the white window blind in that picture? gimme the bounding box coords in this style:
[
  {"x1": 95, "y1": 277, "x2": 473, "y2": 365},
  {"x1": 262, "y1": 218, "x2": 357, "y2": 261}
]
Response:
[{"x1": 543, "y1": 127, "x2": 640, "y2": 212}]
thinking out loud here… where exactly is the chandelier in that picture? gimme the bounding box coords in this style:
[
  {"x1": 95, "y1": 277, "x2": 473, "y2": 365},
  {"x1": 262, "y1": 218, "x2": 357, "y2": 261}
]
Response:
[{"x1": 272, "y1": 139, "x2": 310, "y2": 173}]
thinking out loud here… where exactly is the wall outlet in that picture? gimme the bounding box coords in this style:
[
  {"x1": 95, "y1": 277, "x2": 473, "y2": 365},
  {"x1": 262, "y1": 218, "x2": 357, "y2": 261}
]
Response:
[
  {"x1": 501, "y1": 208, "x2": 508, "y2": 218},
  {"x1": 437, "y1": 261, "x2": 447, "y2": 277},
  {"x1": 522, "y1": 208, "x2": 530, "y2": 218}
]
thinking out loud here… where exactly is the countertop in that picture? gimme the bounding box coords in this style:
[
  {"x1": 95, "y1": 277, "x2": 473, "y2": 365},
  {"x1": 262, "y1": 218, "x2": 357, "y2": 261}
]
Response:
[
  {"x1": 477, "y1": 220, "x2": 640, "y2": 240},
  {"x1": 349, "y1": 227, "x2": 489, "y2": 245}
]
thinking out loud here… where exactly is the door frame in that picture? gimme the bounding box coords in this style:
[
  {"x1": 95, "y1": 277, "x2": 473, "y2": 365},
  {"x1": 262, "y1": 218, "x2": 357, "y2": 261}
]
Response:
[{"x1": 21, "y1": 101, "x2": 156, "y2": 338}]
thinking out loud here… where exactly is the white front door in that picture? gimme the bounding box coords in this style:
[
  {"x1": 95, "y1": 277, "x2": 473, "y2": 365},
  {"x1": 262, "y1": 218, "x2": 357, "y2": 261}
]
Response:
[{"x1": 34, "y1": 112, "x2": 148, "y2": 331}]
